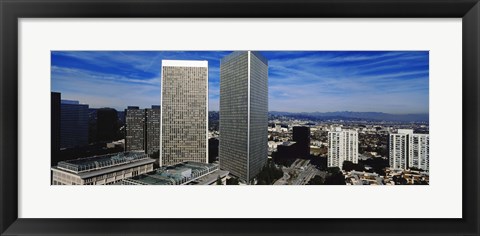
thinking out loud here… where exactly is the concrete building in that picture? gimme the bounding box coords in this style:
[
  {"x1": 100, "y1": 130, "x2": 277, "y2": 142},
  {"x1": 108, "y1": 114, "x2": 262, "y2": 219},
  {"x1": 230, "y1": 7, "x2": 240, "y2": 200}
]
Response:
[
  {"x1": 125, "y1": 106, "x2": 160, "y2": 157},
  {"x1": 328, "y1": 127, "x2": 358, "y2": 169},
  {"x1": 60, "y1": 100, "x2": 89, "y2": 148},
  {"x1": 409, "y1": 133, "x2": 429, "y2": 171},
  {"x1": 389, "y1": 129, "x2": 429, "y2": 171},
  {"x1": 125, "y1": 106, "x2": 145, "y2": 152},
  {"x1": 219, "y1": 51, "x2": 268, "y2": 182},
  {"x1": 161, "y1": 60, "x2": 208, "y2": 166},
  {"x1": 51, "y1": 151, "x2": 155, "y2": 185},
  {"x1": 145, "y1": 105, "x2": 160, "y2": 156}
]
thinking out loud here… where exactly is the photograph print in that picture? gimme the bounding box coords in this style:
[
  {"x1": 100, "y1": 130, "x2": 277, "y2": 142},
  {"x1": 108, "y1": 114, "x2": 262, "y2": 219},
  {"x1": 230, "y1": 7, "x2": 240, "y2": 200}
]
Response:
[{"x1": 50, "y1": 50, "x2": 429, "y2": 186}]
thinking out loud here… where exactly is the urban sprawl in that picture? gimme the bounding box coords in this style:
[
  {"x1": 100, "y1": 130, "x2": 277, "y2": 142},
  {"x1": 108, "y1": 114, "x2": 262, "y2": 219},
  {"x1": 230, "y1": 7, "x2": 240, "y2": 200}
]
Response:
[{"x1": 51, "y1": 51, "x2": 429, "y2": 186}]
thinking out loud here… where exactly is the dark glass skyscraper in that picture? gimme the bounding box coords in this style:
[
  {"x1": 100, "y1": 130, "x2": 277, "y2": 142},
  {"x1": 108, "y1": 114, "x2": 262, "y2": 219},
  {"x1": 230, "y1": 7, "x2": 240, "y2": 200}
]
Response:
[
  {"x1": 60, "y1": 100, "x2": 89, "y2": 148},
  {"x1": 219, "y1": 51, "x2": 268, "y2": 182},
  {"x1": 51, "y1": 92, "x2": 61, "y2": 163},
  {"x1": 293, "y1": 126, "x2": 310, "y2": 158},
  {"x1": 96, "y1": 108, "x2": 118, "y2": 142}
]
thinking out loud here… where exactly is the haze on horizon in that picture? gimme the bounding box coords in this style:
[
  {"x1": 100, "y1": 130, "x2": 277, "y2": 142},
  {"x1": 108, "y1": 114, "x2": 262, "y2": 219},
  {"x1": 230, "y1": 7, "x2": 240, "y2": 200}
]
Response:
[{"x1": 51, "y1": 51, "x2": 429, "y2": 114}]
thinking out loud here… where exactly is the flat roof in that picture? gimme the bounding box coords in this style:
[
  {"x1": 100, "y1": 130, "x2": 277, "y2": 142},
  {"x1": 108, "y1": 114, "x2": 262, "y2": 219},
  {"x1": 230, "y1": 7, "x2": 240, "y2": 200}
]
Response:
[
  {"x1": 122, "y1": 161, "x2": 220, "y2": 185},
  {"x1": 162, "y1": 60, "x2": 208, "y2": 67},
  {"x1": 57, "y1": 151, "x2": 147, "y2": 173},
  {"x1": 52, "y1": 158, "x2": 156, "y2": 179}
]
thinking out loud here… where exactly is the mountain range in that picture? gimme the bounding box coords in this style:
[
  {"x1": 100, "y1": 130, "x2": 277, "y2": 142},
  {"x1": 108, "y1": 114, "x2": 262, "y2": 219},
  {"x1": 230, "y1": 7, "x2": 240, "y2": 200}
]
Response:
[{"x1": 209, "y1": 111, "x2": 428, "y2": 122}]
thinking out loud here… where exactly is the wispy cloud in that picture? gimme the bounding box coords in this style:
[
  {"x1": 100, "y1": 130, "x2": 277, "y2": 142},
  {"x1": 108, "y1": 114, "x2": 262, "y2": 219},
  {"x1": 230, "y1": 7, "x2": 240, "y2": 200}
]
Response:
[{"x1": 51, "y1": 51, "x2": 429, "y2": 113}]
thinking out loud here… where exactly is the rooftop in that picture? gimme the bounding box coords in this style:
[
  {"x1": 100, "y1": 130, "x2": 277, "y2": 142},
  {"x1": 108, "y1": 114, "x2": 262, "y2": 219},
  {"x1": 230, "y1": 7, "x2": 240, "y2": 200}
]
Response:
[
  {"x1": 122, "y1": 161, "x2": 221, "y2": 185},
  {"x1": 57, "y1": 151, "x2": 149, "y2": 173}
]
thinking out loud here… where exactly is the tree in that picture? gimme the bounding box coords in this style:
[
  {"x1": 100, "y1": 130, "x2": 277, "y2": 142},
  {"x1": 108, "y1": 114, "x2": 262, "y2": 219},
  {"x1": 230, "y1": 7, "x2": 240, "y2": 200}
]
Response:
[
  {"x1": 308, "y1": 175, "x2": 324, "y2": 185},
  {"x1": 226, "y1": 177, "x2": 239, "y2": 185},
  {"x1": 342, "y1": 161, "x2": 364, "y2": 172},
  {"x1": 216, "y1": 175, "x2": 222, "y2": 185},
  {"x1": 324, "y1": 167, "x2": 346, "y2": 185}
]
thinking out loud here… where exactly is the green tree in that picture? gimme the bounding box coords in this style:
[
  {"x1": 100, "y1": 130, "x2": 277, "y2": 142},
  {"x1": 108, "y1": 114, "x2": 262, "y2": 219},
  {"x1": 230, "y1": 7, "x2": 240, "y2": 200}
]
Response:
[
  {"x1": 308, "y1": 175, "x2": 324, "y2": 185},
  {"x1": 226, "y1": 177, "x2": 239, "y2": 185}
]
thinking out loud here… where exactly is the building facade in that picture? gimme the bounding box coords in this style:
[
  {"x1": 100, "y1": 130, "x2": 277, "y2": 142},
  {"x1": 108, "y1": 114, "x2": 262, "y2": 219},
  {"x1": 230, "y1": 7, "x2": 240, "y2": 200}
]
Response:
[
  {"x1": 125, "y1": 106, "x2": 160, "y2": 156},
  {"x1": 51, "y1": 151, "x2": 155, "y2": 185},
  {"x1": 161, "y1": 60, "x2": 208, "y2": 166},
  {"x1": 328, "y1": 128, "x2": 358, "y2": 169},
  {"x1": 96, "y1": 108, "x2": 118, "y2": 142},
  {"x1": 51, "y1": 92, "x2": 61, "y2": 163},
  {"x1": 293, "y1": 126, "x2": 310, "y2": 158},
  {"x1": 125, "y1": 106, "x2": 145, "y2": 151},
  {"x1": 145, "y1": 106, "x2": 160, "y2": 156},
  {"x1": 219, "y1": 51, "x2": 268, "y2": 182},
  {"x1": 60, "y1": 100, "x2": 89, "y2": 148},
  {"x1": 409, "y1": 133, "x2": 429, "y2": 171},
  {"x1": 389, "y1": 129, "x2": 429, "y2": 171}
]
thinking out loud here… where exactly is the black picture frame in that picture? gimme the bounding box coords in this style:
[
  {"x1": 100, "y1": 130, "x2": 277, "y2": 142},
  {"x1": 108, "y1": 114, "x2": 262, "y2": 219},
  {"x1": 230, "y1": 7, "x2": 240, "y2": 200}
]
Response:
[{"x1": 1, "y1": 0, "x2": 479, "y2": 235}]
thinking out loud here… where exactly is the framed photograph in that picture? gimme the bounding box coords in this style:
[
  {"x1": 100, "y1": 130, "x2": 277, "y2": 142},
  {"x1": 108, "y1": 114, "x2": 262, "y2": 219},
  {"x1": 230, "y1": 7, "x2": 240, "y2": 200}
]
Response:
[{"x1": 1, "y1": 0, "x2": 479, "y2": 235}]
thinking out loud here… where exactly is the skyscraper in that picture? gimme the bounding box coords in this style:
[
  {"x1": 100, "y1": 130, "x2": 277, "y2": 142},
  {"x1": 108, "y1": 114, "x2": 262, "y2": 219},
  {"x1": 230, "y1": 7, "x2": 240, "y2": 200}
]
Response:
[
  {"x1": 125, "y1": 106, "x2": 145, "y2": 152},
  {"x1": 145, "y1": 105, "x2": 160, "y2": 156},
  {"x1": 389, "y1": 129, "x2": 411, "y2": 170},
  {"x1": 409, "y1": 133, "x2": 429, "y2": 171},
  {"x1": 96, "y1": 108, "x2": 118, "y2": 142},
  {"x1": 293, "y1": 126, "x2": 310, "y2": 158},
  {"x1": 125, "y1": 106, "x2": 161, "y2": 157},
  {"x1": 389, "y1": 129, "x2": 429, "y2": 171},
  {"x1": 60, "y1": 100, "x2": 89, "y2": 148},
  {"x1": 328, "y1": 127, "x2": 358, "y2": 169},
  {"x1": 219, "y1": 51, "x2": 268, "y2": 182},
  {"x1": 51, "y1": 92, "x2": 61, "y2": 163},
  {"x1": 161, "y1": 60, "x2": 208, "y2": 166}
]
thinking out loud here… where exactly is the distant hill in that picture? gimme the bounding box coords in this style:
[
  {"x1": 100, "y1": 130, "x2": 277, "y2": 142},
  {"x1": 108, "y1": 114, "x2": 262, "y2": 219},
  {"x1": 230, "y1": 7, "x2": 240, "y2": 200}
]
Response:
[
  {"x1": 269, "y1": 111, "x2": 429, "y2": 122},
  {"x1": 209, "y1": 111, "x2": 428, "y2": 122}
]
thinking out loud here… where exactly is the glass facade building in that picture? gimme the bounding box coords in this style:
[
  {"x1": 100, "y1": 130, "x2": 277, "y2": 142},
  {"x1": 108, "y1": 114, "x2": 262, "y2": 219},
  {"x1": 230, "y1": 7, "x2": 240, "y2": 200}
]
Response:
[
  {"x1": 161, "y1": 60, "x2": 208, "y2": 166},
  {"x1": 60, "y1": 100, "x2": 89, "y2": 148},
  {"x1": 219, "y1": 51, "x2": 268, "y2": 182}
]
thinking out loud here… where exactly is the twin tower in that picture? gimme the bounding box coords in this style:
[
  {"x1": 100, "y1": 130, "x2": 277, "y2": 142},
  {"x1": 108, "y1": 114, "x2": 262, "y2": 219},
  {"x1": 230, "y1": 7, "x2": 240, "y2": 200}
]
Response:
[{"x1": 160, "y1": 51, "x2": 269, "y2": 182}]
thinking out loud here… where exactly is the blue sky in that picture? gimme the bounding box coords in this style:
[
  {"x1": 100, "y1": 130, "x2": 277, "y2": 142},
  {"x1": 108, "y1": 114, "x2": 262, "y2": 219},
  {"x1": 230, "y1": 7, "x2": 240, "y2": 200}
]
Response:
[{"x1": 51, "y1": 51, "x2": 428, "y2": 114}]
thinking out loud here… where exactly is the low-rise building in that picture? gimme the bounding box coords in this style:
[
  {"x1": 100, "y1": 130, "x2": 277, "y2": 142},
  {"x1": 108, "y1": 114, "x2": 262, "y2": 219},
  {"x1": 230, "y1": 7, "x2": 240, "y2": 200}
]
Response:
[
  {"x1": 121, "y1": 162, "x2": 229, "y2": 185},
  {"x1": 51, "y1": 151, "x2": 155, "y2": 185}
]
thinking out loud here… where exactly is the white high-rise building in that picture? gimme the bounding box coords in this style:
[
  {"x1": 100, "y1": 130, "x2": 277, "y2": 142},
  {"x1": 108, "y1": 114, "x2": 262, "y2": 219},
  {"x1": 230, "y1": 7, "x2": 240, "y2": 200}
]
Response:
[
  {"x1": 328, "y1": 127, "x2": 358, "y2": 169},
  {"x1": 389, "y1": 129, "x2": 412, "y2": 169},
  {"x1": 389, "y1": 129, "x2": 429, "y2": 171},
  {"x1": 160, "y1": 60, "x2": 208, "y2": 166}
]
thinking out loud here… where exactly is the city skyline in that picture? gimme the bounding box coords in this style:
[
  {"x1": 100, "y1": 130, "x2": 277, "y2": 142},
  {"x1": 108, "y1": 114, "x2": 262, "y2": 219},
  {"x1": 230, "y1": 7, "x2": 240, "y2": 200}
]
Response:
[{"x1": 51, "y1": 51, "x2": 429, "y2": 114}]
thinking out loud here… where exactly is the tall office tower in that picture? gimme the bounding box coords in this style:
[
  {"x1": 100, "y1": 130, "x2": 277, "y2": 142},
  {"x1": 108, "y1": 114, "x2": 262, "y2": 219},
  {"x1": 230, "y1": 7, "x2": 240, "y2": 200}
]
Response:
[
  {"x1": 96, "y1": 108, "x2": 118, "y2": 142},
  {"x1": 145, "y1": 105, "x2": 160, "y2": 156},
  {"x1": 161, "y1": 60, "x2": 208, "y2": 166},
  {"x1": 328, "y1": 128, "x2": 358, "y2": 169},
  {"x1": 219, "y1": 51, "x2": 268, "y2": 182},
  {"x1": 125, "y1": 106, "x2": 145, "y2": 151},
  {"x1": 51, "y1": 92, "x2": 61, "y2": 164},
  {"x1": 293, "y1": 126, "x2": 310, "y2": 158},
  {"x1": 389, "y1": 129, "x2": 429, "y2": 171},
  {"x1": 60, "y1": 100, "x2": 89, "y2": 148}
]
